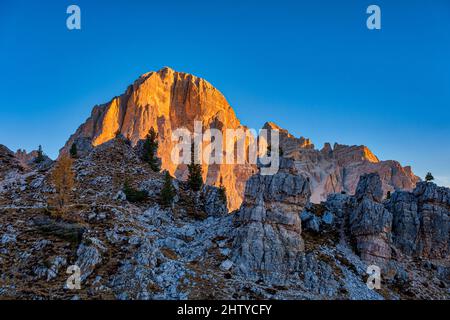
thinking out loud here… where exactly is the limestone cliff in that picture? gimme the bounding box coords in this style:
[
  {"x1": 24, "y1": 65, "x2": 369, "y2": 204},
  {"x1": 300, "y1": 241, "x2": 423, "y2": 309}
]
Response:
[
  {"x1": 61, "y1": 67, "x2": 256, "y2": 210},
  {"x1": 62, "y1": 68, "x2": 419, "y2": 210},
  {"x1": 263, "y1": 122, "x2": 420, "y2": 202}
]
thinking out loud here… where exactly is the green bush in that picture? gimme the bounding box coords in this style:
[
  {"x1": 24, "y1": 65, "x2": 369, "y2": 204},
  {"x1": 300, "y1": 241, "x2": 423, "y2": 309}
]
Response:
[
  {"x1": 123, "y1": 181, "x2": 148, "y2": 203},
  {"x1": 161, "y1": 171, "x2": 176, "y2": 206}
]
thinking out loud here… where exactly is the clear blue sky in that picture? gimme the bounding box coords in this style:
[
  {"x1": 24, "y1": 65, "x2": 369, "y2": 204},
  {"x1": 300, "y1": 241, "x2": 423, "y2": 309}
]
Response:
[{"x1": 0, "y1": 0, "x2": 449, "y2": 186}]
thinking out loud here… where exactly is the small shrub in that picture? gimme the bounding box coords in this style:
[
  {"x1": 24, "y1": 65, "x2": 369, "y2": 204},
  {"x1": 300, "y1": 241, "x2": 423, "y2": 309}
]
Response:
[
  {"x1": 425, "y1": 172, "x2": 434, "y2": 182},
  {"x1": 69, "y1": 143, "x2": 78, "y2": 158},
  {"x1": 123, "y1": 181, "x2": 148, "y2": 203}
]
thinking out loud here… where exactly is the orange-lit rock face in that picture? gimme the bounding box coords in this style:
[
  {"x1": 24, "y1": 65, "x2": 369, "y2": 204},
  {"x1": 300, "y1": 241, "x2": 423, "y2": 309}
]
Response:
[
  {"x1": 62, "y1": 67, "x2": 256, "y2": 210},
  {"x1": 265, "y1": 123, "x2": 419, "y2": 203},
  {"x1": 62, "y1": 67, "x2": 419, "y2": 210}
]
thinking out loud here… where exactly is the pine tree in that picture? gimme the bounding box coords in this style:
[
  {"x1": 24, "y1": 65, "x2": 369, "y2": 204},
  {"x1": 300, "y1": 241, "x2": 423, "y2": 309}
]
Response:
[
  {"x1": 142, "y1": 127, "x2": 160, "y2": 172},
  {"x1": 161, "y1": 171, "x2": 176, "y2": 206},
  {"x1": 187, "y1": 143, "x2": 203, "y2": 192},
  {"x1": 70, "y1": 143, "x2": 78, "y2": 159},
  {"x1": 425, "y1": 172, "x2": 434, "y2": 182},
  {"x1": 123, "y1": 180, "x2": 148, "y2": 203},
  {"x1": 35, "y1": 145, "x2": 45, "y2": 163},
  {"x1": 266, "y1": 143, "x2": 283, "y2": 156},
  {"x1": 218, "y1": 177, "x2": 227, "y2": 206},
  {"x1": 48, "y1": 155, "x2": 74, "y2": 215}
]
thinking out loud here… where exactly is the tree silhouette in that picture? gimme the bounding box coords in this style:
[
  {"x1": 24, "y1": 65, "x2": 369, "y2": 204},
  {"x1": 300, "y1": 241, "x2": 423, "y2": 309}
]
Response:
[
  {"x1": 218, "y1": 177, "x2": 227, "y2": 206},
  {"x1": 425, "y1": 172, "x2": 434, "y2": 182},
  {"x1": 161, "y1": 171, "x2": 176, "y2": 206},
  {"x1": 123, "y1": 180, "x2": 148, "y2": 203},
  {"x1": 70, "y1": 143, "x2": 78, "y2": 159},
  {"x1": 142, "y1": 127, "x2": 160, "y2": 172},
  {"x1": 187, "y1": 143, "x2": 203, "y2": 192},
  {"x1": 35, "y1": 145, "x2": 45, "y2": 163}
]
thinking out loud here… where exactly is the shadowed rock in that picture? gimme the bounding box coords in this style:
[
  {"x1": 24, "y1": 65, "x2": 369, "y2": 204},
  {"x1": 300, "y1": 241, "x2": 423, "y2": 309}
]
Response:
[
  {"x1": 388, "y1": 181, "x2": 449, "y2": 259},
  {"x1": 232, "y1": 158, "x2": 311, "y2": 285}
]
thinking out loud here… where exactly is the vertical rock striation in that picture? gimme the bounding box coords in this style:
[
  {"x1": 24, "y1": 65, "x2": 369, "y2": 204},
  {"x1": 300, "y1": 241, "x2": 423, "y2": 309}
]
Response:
[
  {"x1": 388, "y1": 182, "x2": 449, "y2": 259},
  {"x1": 232, "y1": 158, "x2": 311, "y2": 284},
  {"x1": 61, "y1": 67, "x2": 256, "y2": 211}
]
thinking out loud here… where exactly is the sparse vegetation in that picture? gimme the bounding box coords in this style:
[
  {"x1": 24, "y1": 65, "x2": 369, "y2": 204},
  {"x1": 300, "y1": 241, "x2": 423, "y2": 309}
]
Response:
[
  {"x1": 48, "y1": 155, "x2": 75, "y2": 216},
  {"x1": 266, "y1": 144, "x2": 283, "y2": 157},
  {"x1": 35, "y1": 145, "x2": 45, "y2": 163},
  {"x1": 161, "y1": 171, "x2": 176, "y2": 206},
  {"x1": 123, "y1": 180, "x2": 148, "y2": 203},
  {"x1": 69, "y1": 143, "x2": 78, "y2": 158},
  {"x1": 218, "y1": 177, "x2": 227, "y2": 206},
  {"x1": 187, "y1": 143, "x2": 203, "y2": 192},
  {"x1": 142, "y1": 127, "x2": 161, "y2": 172}
]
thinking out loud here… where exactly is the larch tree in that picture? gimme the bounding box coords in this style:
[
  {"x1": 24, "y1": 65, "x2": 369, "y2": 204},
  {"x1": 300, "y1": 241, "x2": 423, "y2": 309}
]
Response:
[{"x1": 49, "y1": 155, "x2": 75, "y2": 215}]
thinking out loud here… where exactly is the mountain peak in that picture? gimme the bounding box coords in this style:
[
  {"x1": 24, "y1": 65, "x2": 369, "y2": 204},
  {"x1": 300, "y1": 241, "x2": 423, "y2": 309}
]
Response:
[{"x1": 62, "y1": 68, "x2": 252, "y2": 211}]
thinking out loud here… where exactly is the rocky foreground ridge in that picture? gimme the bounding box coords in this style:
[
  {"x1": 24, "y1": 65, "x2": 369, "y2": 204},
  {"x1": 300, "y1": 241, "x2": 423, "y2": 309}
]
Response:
[
  {"x1": 62, "y1": 67, "x2": 419, "y2": 210},
  {"x1": 0, "y1": 139, "x2": 448, "y2": 300}
]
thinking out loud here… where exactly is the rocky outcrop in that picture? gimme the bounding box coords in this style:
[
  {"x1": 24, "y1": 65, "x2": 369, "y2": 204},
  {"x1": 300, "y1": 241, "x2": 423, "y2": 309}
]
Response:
[
  {"x1": 321, "y1": 173, "x2": 393, "y2": 266},
  {"x1": 61, "y1": 68, "x2": 421, "y2": 210},
  {"x1": 61, "y1": 67, "x2": 256, "y2": 211},
  {"x1": 323, "y1": 173, "x2": 449, "y2": 267},
  {"x1": 0, "y1": 145, "x2": 23, "y2": 180},
  {"x1": 388, "y1": 182, "x2": 449, "y2": 259},
  {"x1": 15, "y1": 149, "x2": 53, "y2": 171},
  {"x1": 1, "y1": 137, "x2": 448, "y2": 300},
  {"x1": 265, "y1": 122, "x2": 420, "y2": 203},
  {"x1": 348, "y1": 174, "x2": 393, "y2": 266},
  {"x1": 263, "y1": 122, "x2": 314, "y2": 153},
  {"x1": 354, "y1": 172, "x2": 384, "y2": 202},
  {"x1": 232, "y1": 158, "x2": 310, "y2": 284},
  {"x1": 349, "y1": 197, "x2": 393, "y2": 266}
]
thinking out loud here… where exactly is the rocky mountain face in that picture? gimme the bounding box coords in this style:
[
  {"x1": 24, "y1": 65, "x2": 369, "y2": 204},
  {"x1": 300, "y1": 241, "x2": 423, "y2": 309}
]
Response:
[
  {"x1": 0, "y1": 68, "x2": 447, "y2": 300},
  {"x1": 301, "y1": 173, "x2": 449, "y2": 298},
  {"x1": 0, "y1": 141, "x2": 448, "y2": 300},
  {"x1": 388, "y1": 181, "x2": 450, "y2": 259},
  {"x1": 63, "y1": 68, "x2": 419, "y2": 211},
  {"x1": 263, "y1": 122, "x2": 420, "y2": 203},
  {"x1": 0, "y1": 145, "x2": 23, "y2": 181},
  {"x1": 232, "y1": 158, "x2": 310, "y2": 285},
  {"x1": 61, "y1": 67, "x2": 256, "y2": 211}
]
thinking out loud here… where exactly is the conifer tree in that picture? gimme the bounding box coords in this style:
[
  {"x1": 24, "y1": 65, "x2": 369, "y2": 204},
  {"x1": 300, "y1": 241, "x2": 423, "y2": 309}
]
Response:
[
  {"x1": 142, "y1": 127, "x2": 160, "y2": 172},
  {"x1": 386, "y1": 190, "x2": 391, "y2": 200},
  {"x1": 35, "y1": 145, "x2": 45, "y2": 163},
  {"x1": 425, "y1": 172, "x2": 434, "y2": 182},
  {"x1": 123, "y1": 180, "x2": 148, "y2": 203},
  {"x1": 218, "y1": 177, "x2": 227, "y2": 206},
  {"x1": 187, "y1": 143, "x2": 203, "y2": 192},
  {"x1": 70, "y1": 143, "x2": 78, "y2": 159},
  {"x1": 161, "y1": 171, "x2": 176, "y2": 206}
]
